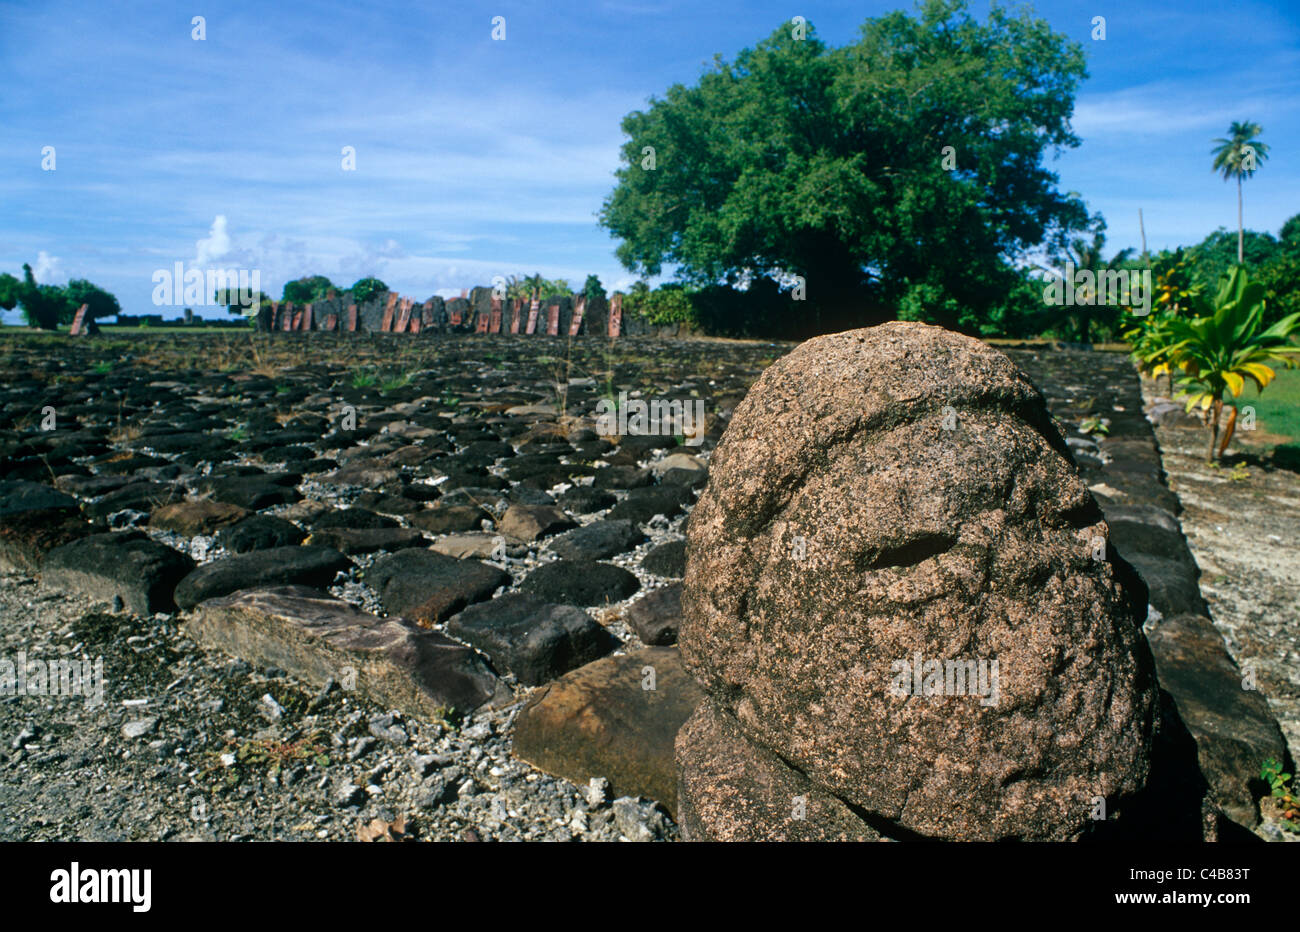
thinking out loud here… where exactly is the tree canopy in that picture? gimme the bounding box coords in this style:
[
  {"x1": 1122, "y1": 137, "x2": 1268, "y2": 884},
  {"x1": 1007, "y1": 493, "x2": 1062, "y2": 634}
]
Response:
[
  {"x1": 63, "y1": 279, "x2": 121, "y2": 322},
  {"x1": 349, "y1": 277, "x2": 388, "y2": 305},
  {"x1": 583, "y1": 274, "x2": 606, "y2": 302},
  {"x1": 0, "y1": 273, "x2": 18, "y2": 311},
  {"x1": 282, "y1": 275, "x2": 336, "y2": 304},
  {"x1": 599, "y1": 0, "x2": 1091, "y2": 333}
]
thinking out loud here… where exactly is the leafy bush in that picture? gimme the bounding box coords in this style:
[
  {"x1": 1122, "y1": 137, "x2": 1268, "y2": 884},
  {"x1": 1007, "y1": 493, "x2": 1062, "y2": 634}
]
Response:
[
  {"x1": 282, "y1": 275, "x2": 335, "y2": 304},
  {"x1": 1158, "y1": 265, "x2": 1300, "y2": 460},
  {"x1": 583, "y1": 274, "x2": 606, "y2": 302},
  {"x1": 350, "y1": 277, "x2": 388, "y2": 305},
  {"x1": 621, "y1": 282, "x2": 697, "y2": 325}
]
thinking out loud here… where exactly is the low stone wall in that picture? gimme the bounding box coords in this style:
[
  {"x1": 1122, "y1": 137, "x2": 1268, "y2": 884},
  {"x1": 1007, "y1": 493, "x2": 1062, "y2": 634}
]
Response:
[{"x1": 1007, "y1": 346, "x2": 1292, "y2": 839}]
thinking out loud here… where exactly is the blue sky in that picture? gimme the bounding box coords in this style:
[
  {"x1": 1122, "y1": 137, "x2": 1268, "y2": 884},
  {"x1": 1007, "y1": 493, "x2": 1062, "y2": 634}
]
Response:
[{"x1": 3, "y1": 0, "x2": 1298, "y2": 321}]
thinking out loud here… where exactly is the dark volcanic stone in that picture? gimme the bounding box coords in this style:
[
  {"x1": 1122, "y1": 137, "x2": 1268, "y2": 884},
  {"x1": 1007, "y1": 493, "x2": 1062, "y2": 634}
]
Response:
[
  {"x1": 43, "y1": 531, "x2": 196, "y2": 615},
  {"x1": 91, "y1": 453, "x2": 170, "y2": 476},
  {"x1": 85, "y1": 481, "x2": 178, "y2": 519},
  {"x1": 174, "y1": 545, "x2": 352, "y2": 610},
  {"x1": 408, "y1": 505, "x2": 486, "y2": 535},
  {"x1": 439, "y1": 471, "x2": 507, "y2": 492},
  {"x1": 519, "y1": 559, "x2": 640, "y2": 607},
  {"x1": 642, "y1": 539, "x2": 686, "y2": 577},
  {"x1": 189, "y1": 586, "x2": 508, "y2": 718},
  {"x1": 504, "y1": 487, "x2": 556, "y2": 507},
  {"x1": 306, "y1": 526, "x2": 427, "y2": 555},
  {"x1": 0, "y1": 479, "x2": 90, "y2": 573},
  {"x1": 351, "y1": 492, "x2": 423, "y2": 516},
  {"x1": 618, "y1": 434, "x2": 679, "y2": 456},
  {"x1": 661, "y1": 467, "x2": 709, "y2": 489},
  {"x1": 592, "y1": 466, "x2": 655, "y2": 490},
  {"x1": 507, "y1": 463, "x2": 594, "y2": 489},
  {"x1": 197, "y1": 474, "x2": 302, "y2": 510},
  {"x1": 311, "y1": 507, "x2": 398, "y2": 530},
  {"x1": 445, "y1": 592, "x2": 617, "y2": 686},
  {"x1": 55, "y1": 475, "x2": 131, "y2": 498},
  {"x1": 216, "y1": 515, "x2": 306, "y2": 553},
  {"x1": 605, "y1": 485, "x2": 693, "y2": 525},
  {"x1": 556, "y1": 487, "x2": 616, "y2": 514},
  {"x1": 139, "y1": 431, "x2": 234, "y2": 458},
  {"x1": 366, "y1": 549, "x2": 510, "y2": 626},
  {"x1": 0, "y1": 479, "x2": 79, "y2": 517},
  {"x1": 439, "y1": 488, "x2": 508, "y2": 509},
  {"x1": 547, "y1": 520, "x2": 644, "y2": 561},
  {"x1": 625, "y1": 583, "x2": 682, "y2": 646}
]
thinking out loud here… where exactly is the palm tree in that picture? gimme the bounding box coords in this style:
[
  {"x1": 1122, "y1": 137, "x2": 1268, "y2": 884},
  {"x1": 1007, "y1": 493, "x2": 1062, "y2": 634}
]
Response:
[{"x1": 1211, "y1": 121, "x2": 1269, "y2": 264}]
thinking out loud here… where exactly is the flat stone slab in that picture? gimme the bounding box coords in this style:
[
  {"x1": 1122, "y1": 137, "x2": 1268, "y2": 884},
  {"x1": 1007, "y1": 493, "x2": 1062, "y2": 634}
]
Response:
[
  {"x1": 512, "y1": 646, "x2": 704, "y2": 814},
  {"x1": 408, "y1": 505, "x2": 486, "y2": 535},
  {"x1": 42, "y1": 530, "x2": 196, "y2": 615},
  {"x1": 174, "y1": 545, "x2": 352, "y2": 610},
  {"x1": 319, "y1": 463, "x2": 401, "y2": 487},
  {"x1": 430, "y1": 533, "x2": 499, "y2": 559},
  {"x1": 366, "y1": 549, "x2": 509, "y2": 626},
  {"x1": 498, "y1": 504, "x2": 576, "y2": 541},
  {"x1": 445, "y1": 592, "x2": 617, "y2": 686},
  {"x1": 1146, "y1": 612, "x2": 1291, "y2": 829},
  {"x1": 149, "y1": 500, "x2": 249, "y2": 537},
  {"x1": 188, "y1": 585, "x2": 509, "y2": 719}
]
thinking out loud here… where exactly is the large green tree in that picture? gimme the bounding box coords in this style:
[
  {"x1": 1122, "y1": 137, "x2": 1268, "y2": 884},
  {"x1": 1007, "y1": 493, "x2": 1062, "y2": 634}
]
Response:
[
  {"x1": 11, "y1": 264, "x2": 71, "y2": 330},
  {"x1": 1211, "y1": 121, "x2": 1269, "y2": 265},
  {"x1": 0, "y1": 273, "x2": 18, "y2": 311},
  {"x1": 1256, "y1": 212, "x2": 1300, "y2": 327},
  {"x1": 599, "y1": 0, "x2": 1091, "y2": 333},
  {"x1": 1189, "y1": 227, "x2": 1280, "y2": 288},
  {"x1": 63, "y1": 279, "x2": 121, "y2": 323}
]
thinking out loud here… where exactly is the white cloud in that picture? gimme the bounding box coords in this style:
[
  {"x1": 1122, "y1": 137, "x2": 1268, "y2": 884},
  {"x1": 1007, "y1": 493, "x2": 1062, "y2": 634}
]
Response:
[
  {"x1": 32, "y1": 250, "x2": 63, "y2": 283},
  {"x1": 194, "y1": 215, "x2": 232, "y2": 265}
]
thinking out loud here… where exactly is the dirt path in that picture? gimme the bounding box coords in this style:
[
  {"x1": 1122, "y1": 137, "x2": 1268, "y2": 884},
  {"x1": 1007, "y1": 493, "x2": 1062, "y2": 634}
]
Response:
[{"x1": 1145, "y1": 380, "x2": 1300, "y2": 764}]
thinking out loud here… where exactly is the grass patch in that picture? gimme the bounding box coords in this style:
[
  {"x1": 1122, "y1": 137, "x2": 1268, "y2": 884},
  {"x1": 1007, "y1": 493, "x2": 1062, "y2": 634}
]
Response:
[{"x1": 1244, "y1": 365, "x2": 1300, "y2": 445}]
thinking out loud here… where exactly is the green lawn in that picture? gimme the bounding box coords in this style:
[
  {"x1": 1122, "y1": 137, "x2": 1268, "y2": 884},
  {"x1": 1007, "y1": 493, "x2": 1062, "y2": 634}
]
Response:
[{"x1": 1245, "y1": 364, "x2": 1300, "y2": 444}]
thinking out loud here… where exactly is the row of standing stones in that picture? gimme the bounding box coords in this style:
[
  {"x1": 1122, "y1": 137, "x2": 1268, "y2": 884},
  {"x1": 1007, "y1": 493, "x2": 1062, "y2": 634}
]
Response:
[
  {"x1": 0, "y1": 321, "x2": 1291, "y2": 840},
  {"x1": 211, "y1": 287, "x2": 693, "y2": 339}
]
